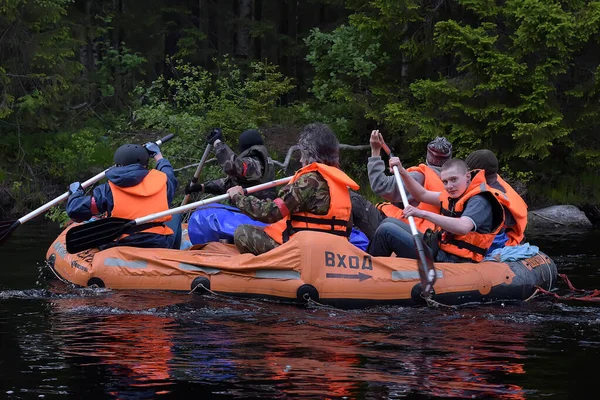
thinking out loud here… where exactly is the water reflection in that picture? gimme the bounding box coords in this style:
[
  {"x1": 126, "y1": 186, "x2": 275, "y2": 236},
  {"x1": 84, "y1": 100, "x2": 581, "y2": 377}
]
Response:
[
  {"x1": 49, "y1": 292, "x2": 185, "y2": 398},
  {"x1": 222, "y1": 307, "x2": 533, "y2": 399},
  {"x1": 45, "y1": 292, "x2": 545, "y2": 399},
  {"x1": 2, "y1": 225, "x2": 598, "y2": 398}
]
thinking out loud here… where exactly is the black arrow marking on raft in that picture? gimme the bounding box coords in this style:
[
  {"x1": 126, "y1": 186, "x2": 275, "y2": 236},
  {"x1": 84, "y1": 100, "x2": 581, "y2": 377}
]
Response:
[{"x1": 325, "y1": 272, "x2": 372, "y2": 282}]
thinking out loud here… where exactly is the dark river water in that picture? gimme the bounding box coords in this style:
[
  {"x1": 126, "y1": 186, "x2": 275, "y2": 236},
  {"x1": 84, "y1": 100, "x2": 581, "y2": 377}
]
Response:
[{"x1": 1, "y1": 222, "x2": 599, "y2": 399}]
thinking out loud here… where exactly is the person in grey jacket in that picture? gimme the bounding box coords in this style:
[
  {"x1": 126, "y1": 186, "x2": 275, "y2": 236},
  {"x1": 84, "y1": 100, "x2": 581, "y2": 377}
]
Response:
[{"x1": 351, "y1": 131, "x2": 452, "y2": 239}]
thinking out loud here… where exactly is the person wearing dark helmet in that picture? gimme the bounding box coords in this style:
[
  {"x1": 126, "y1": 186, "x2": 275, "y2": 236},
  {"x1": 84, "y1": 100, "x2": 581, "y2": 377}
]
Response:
[
  {"x1": 465, "y1": 149, "x2": 528, "y2": 247},
  {"x1": 66, "y1": 142, "x2": 178, "y2": 249},
  {"x1": 185, "y1": 128, "x2": 276, "y2": 199}
]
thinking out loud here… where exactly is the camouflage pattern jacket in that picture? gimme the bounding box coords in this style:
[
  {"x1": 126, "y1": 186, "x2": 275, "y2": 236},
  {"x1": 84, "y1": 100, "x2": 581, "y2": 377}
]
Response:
[
  {"x1": 231, "y1": 171, "x2": 330, "y2": 223},
  {"x1": 203, "y1": 142, "x2": 276, "y2": 199}
]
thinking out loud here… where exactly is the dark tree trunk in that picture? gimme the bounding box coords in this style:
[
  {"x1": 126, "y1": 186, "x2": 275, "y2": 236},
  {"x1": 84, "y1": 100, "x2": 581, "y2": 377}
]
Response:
[
  {"x1": 112, "y1": 0, "x2": 123, "y2": 111},
  {"x1": 79, "y1": 0, "x2": 96, "y2": 103},
  {"x1": 254, "y1": 0, "x2": 262, "y2": 60},
  {"x1": 279, "y1": 0, "x2": 288, "y2": 69},
  {"x1": 235, "y1": 0, "x2": 252, "y2": 59},
  {"x1": 196, "y1": 0, "x2": 210, "y2": 67},
  {"x1": 262, "y1": 0, "x2": 279, "y2": 63},
  {"x1": 208, "y1": 0, "x2": 219, "y2": 57}
]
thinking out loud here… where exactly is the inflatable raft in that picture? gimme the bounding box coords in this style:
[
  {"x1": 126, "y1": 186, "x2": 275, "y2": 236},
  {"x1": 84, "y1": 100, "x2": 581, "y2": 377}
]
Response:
[{"x1": 46, "y1": 224, "x2": 557, "y2": 307}]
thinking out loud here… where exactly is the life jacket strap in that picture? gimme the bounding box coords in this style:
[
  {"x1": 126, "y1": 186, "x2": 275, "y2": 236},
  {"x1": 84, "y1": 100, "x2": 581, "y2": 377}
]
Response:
[
  {"x1": 290, "y1": 214, "x2": 349, "y2": 227},
  {"x1": 441, "y1": 235, "x2": 487, "y2": 256},
  {"x1": 282, "y1": 215, "x2": 351, "y2": 243}
]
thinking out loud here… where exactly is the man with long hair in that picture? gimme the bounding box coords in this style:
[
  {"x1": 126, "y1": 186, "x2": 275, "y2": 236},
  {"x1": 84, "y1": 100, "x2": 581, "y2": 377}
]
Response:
[{"x1": 227, "y1": 123, "x2": 359, "y2": 255}]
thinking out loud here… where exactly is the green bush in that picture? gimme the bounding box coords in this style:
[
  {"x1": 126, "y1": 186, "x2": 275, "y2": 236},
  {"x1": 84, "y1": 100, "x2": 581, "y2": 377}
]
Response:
[
  {"x1": 131, "y1": 57, "x2": 294, "y2": 171},
  {"x1": 40, "y1": 127, "x2": 114, "y2": 183}
]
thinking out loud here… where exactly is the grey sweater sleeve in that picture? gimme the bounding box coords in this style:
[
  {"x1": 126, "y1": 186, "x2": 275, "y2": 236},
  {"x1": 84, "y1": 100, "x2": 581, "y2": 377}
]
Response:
[{"x1": 367, "y1": 156, "x2": 425, "y2": 204}]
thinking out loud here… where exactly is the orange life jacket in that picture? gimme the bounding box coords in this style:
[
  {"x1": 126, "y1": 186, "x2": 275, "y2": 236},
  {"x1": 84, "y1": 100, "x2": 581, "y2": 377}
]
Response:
[
  {"x1": 437, "y1": 170, "x2": 506, "y2": 262},
  {"x1": 108, "y1": 169, "x2": 173, "y2": 237},
  {"x1": 376, "y1": 164, "x2": 444, "y2": 232},
  {"x1": 264, "y1": 162, "x2": 360, "y2": 244},
  {"x1": 496, "y1": 175, "x2": 528, "y2": 246}
]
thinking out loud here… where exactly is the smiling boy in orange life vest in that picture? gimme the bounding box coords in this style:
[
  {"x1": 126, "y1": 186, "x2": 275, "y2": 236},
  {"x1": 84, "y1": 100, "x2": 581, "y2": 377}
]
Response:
[
  {"x1": 66, "y1": 143, "x2": 179, "y2": 249},
  {"x1": 350, "y1": 132, "x2": 452, "y2": 240},
  {"x1": 368, "y1": 158, "x2": 506, "y2": 263}
]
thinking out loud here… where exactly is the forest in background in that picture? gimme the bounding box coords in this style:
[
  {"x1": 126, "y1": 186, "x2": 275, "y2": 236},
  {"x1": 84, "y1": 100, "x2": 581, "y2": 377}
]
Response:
[{"x1": 1, "y1": 0, "x2": 599, "y2": 220}]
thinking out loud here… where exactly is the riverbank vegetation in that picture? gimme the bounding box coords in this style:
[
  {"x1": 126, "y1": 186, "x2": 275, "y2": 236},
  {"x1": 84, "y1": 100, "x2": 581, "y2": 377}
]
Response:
[{"x1": 1, "y1": 0, "x2": 599, "y2": 220}]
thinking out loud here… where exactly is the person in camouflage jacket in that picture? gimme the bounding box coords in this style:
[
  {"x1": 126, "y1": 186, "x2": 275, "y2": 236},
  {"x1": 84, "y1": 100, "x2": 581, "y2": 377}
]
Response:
[
  {"x1": 227, "y1": 123, "x2": 353, "y2": 255},
  {"x1": 185, "y1": 129, "x2": 276, "y2": 200}
]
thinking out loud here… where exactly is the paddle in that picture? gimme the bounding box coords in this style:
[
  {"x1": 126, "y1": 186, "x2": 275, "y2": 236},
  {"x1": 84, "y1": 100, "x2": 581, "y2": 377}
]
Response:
[
  {"x1": 382, "y1": 142, "x2": 437, "y2": 298},
  {"x1": 180, "y1": 143, "x2": 212, "y2": 206},
  {"x1": 65, "y1": 176, "x2": 293, "y2": 253},
  {"x1": 0, "y1": 133, "x2": 175, "y2": 246}
]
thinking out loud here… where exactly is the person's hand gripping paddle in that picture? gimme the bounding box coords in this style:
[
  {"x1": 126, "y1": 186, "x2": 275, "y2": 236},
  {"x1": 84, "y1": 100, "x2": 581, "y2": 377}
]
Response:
[
  {"x1": 181, "y1": 128, "x2": 223, "y2": 206},
  {"x1": 381, "y1": 141, "x2": 437, "y2": 298},
  {"x1": 0, "y1": 133, "x2": 175, "y2": 246},
  {"x1": 65, "y1": 176, "x2": 292, "y2": 253}
]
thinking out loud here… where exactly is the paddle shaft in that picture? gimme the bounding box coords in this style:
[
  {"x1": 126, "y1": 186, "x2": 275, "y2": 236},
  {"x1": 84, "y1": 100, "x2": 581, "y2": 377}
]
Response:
[
  {"x1": 181, "y1": 143, "x2": 212, "y2": 206},
  {"x1": 131, "y1": 176, "x2": 292, "y2": 226},
  {"x1": 391, "y1": 166, "x2": 420, "y2": 236},
  {"x1": 18, "y1": 170, "x2": 107, "y2": 225},
  {"x1": 381, "y1": 143, "x2": 419, "y2": 235},
  {"x1": 155, "y1": 133, "x2": 174, "y2": 146},
  {"x1": 17, "y1": 133, "x2": 175, "y2": 225},
  {"x1": 382, "y1": 142, "x2": 437, "y2": 297}
]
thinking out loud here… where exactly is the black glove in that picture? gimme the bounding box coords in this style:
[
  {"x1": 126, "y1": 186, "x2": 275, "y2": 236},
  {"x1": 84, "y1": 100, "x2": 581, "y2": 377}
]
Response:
[
  {"x1": 184, "y1": 183, "x2": 204, "y2": 195},
  {"x1": 206, "y1": 128, "x2": 223, "y2": 146},
  {"x1": 202, "y1": 184, "x2": 224, "y2": 195}
]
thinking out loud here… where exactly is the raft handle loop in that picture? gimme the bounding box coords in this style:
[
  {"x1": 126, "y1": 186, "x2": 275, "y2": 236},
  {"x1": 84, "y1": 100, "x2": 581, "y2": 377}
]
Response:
[
  {"x1": 189, "y1": 283, "x2": 220, "y2": 297},
  {"x1": 304, "y1": 295, "x2": 344, "y2": 311},
  {"x1": 422, "y1": 291, "x2": 458, "y2": 310},
  {"x1": 524, "y1": 288, "x2": 540, "y2": 302},
  {"x1": 43, "y1": 257, "x2": 72, "y2": 285},
  {"x1": 188, "y1": 279, "x2": 229, "y2": 299},
  {"x1": 189, "y1": 283, "x2": 203, "y2": 294}
]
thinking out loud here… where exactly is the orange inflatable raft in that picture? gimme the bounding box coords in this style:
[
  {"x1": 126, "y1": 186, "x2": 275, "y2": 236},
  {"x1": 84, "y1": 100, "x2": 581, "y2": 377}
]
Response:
[{"x1": 46, "y1": 224, "x2": 557, "y2": 307}]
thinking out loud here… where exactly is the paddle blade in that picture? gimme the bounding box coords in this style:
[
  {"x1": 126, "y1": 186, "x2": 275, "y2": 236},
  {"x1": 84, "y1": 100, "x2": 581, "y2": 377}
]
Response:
[
  {"x1": 0, "y1": 220, "x2": 20, "y2": 246},
  {"x1": 66, "y1": 217, "x2": 131, "y2": 253},
  {"x1": 413, "y1": 235, "x2": 437, "y2": 297}
]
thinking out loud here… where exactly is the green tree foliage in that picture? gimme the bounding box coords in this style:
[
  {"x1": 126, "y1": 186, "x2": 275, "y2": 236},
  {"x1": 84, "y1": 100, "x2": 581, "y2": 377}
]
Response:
[
  {"x1": 305, "y1": 0, "x2": 600, "y2": 203},
  {"x1": 0, "y1": 0, "x2": 82, "y2": 127},
  {"x1": 132, "y1": 57, "x2": 293, "y2": 167},
  {"x1": 392, "y1": 0, "x2": 600, "y2": 202},
  {"x1": 1, "y1": 0, "x2": 600, "y2": 219},
  {"x1": 304, "y1": 25, "x2": 386, "y2": 141}
]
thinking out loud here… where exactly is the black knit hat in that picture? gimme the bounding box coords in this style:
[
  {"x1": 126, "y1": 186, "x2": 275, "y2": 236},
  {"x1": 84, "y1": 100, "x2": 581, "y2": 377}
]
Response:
[
  {"x1": 465, "y1": 149, "x2": 499, "y2": 176},
  {"x1": 238, "y1": 129, "x2": 263, "y2": 152}
]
